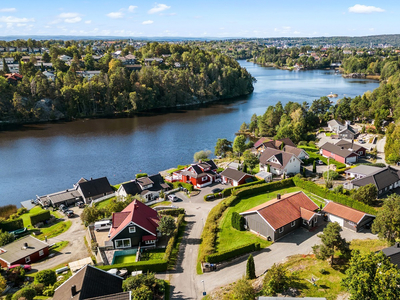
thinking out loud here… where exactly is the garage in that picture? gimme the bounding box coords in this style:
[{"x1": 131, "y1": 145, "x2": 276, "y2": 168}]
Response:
[
  {"x1": 345, "y1": 155, "x2": 357, "y2": 164},
  {"x1": 328, "y1": 214, "x2": 344, "y2": 227}
]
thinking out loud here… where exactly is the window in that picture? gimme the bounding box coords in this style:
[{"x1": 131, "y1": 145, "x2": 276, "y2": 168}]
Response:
[
  {"x1": 145, "y1": 240, "x2": 156, "y2": 245},
  {"x1": 291, "y1": 221, "x2": 296, "y2": 227},
  {"x1": 303, "y1": 220, "x2": 308, "y2": 226},
  {"x1": 25, "y1": 256, "x2": 31, "y2": 263},
  {"x1": 278, "y1": 227, "x2": 284, "y2": 233},
  {"x1": 129, "y1": 226, "x2": 136, "y2": 233},
  {"x1": 202, "y1": 176, "x2": 208, "y2": 182},
  {"x1": 115, "y1": 238, "x2": 131, "y2": 249},
  {"x1": 39, "y1": 250, "x2": 44, "y2": 256}
]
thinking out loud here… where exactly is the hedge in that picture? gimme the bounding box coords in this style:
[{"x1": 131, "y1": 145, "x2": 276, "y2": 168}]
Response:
[
  {"x1": 158, "y1": 208, "x2": 185, "y2": 217},
  {"x1": 163, "y1": 214, "x2": 185, "y2": 262},
  {"x1": 171, "y1": 181, "x2": 194, "y2": 192},
  {"x1": 231, "y1": 212, "x2": 244, "y2": 231},
  {"x1": 292, "y1": 176, "x2": 377, "y2": 215},
  {"x1": 205, "y1": 243, "x2": 260, "y2": 264},
  {"x1": 220, "y1": 180, "x2": 265, "y2": 198},
  {"x1": 0, "y1": 218, "x2": 24, "y2": 231},
  {"x1": 98, "y1": 260, "x2": 168, "y2": 273},
  {"x1": 30, "y1": 211, "x2": 51, "y2": 225}
]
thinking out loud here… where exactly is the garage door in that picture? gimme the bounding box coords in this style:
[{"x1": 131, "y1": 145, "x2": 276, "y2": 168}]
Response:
[
  {"x1": 328, "y1": 214, "x2": 344, "y2": 227},
  {"x1": 346, "y1": 156, "x2": 357, "y2": 164}
]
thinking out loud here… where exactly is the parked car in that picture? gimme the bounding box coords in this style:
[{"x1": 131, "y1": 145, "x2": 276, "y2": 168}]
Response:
[
  {"x1": 76, "y1": 201, "x2": 85, "y2": 208},
  {"x1": 59, "y1": 205, "x2": 68, "y2": 213},
  {"x1": 65, "y1": 210, "x2": 74, "y2": 218},
  {"x1": 317, "y1": 160, "x2": 324, "y2": 165},
  {"x1": 358, "y1": 139, "x2": 365, "y2": 144},
  {"x1": 212, "y1": 188, "x2": 222, "y2": 194},
  {"x1": 9, "y1": 264, "x2": 31, "y2": 271},
  {"x1": 94, "y1": 220, "x2": 112, "y2": 231},
  {"x1": 168, "y1": 194, "x2": 178, "y2": 202}
]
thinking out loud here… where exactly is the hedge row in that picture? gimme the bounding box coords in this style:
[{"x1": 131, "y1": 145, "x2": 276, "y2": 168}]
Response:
[
  {"x1": 170, "y1": 181, "x2": 194, "y2": 192},
  {"x1": 292, "y1": 176, "x2": 377, "y2": 215},
  {"x1": 0, "y1": 218, "x2": 24, "y2": 231},
  {"x1": 98, "y1": 260, "x2": 168, "y2": 273},
  {"x1": 221, "y1": 180, "x2": 265, "y2": 197},
  {"x1": 199, "y1": 179, "x2": 294, "y2": 263},
  {"x1": 158, "y1": 208, "x2": 185, "y2": 217},
  {"x1": 30, "y1": 211, "x2": 51, "y2": 225},
  {"x1": 163, "y1": 214, "x2": 185, "y2": 262},
  {"x1": 205, "y1": 243, "x2": 260, "y2": 263},
  {"x1": 231, "y1": 212, "x2": 244, "y2": 231}
]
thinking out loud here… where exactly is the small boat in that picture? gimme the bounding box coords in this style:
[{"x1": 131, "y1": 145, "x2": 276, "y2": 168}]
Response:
[{"x1": 327, "y1": 93, "x2": 338, "y2": 98}]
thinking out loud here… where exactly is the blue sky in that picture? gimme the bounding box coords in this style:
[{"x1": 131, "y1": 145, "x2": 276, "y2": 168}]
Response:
[{"x1": 0, "y1": 1, "x2": 397, "y2": 37}]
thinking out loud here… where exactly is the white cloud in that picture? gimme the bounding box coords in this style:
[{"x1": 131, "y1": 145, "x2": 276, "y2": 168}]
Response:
[
  {"x1": 148, "y1": 3, "x2": 170, "y2": 14},
  {"x1": 65, "y1": 17, "x2": 81, "y2": 23},
  {"x1": 348, "y1": 4, "x2": 384, "y2": 14},
  {"x1": 293, "y1": 31, "x2": 301, "y2": 34},
  {"x1": 85, "y1": 20, "x2": 92, "y2": 24},
  {"x1": 59, "y1": 12, "x2": 80, "y2": 18},
  {"x1": 128, "y1": 5, "x2": 138, "y2": 12},
  {"x1": 142, "y1": 20, "x2": 154, "y2": 24},
  {"x1": 16, "y1": 23, "x2": 26, "y2": 27},
  {"x1": 274, "y1": 26, "x2": 291, "y2": 34},
  {"x1": 0, "y1": 8, "x2": 16, "y2": 12},
  {"x1": 0, "y1": 16, "x2": 34, "y2": 23},
  {"x1": 107, "y1": 12, "x2": 124, "y2": 19}
]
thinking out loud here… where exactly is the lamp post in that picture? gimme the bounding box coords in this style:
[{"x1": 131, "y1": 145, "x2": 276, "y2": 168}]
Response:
[{"x1": 201, "y1": 280, "x2": 206, "y2": 296}]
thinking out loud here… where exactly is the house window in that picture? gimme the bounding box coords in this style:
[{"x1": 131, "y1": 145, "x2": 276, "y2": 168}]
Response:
[
  {"x1": 25, "y1": 256, "x2": 31, "y2": 263},
  {"x1": 202, "y1": 177, "x2": 208, "y2": 182},
  {"x1": 115, "y1": 238, "x2": 131, "y2": 249},
  {"x1": 145, "y1": 240, "x2": 156, "y2": 245},
  {"x1": 39, "y1": 250, "x2": 44, "y2": 256},
  {"x1": 278, "y1": 227, "x2": 284, "y2": 233},
  {"x1": 303, "y1": 220, "x2": 308, "y2": 226},
  {"x1": 129, "y1": 226, "x2": 136, "y2": 233},
  {"x1": 291, "y1": 221, "x2": 296, "y2": 227}
]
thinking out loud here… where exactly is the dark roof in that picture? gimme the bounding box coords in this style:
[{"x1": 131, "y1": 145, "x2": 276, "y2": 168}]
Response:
[
  {"x1": 259, "y1": 148, "x2": 297, "y2": 170},
  {"x1": 382, "y1": 245, "x2": 400, "y2": 257},
  {"x1": 335, "y1": 140, "x2": 366, "y2": 152},
  {"x1": 120, "y1": 173, "x2": 168, "y2": 196},
  {"x1": 220, "y1": 168, "x2": 252, "y2": 182},
  {"x1": 78, "y1": 177, "x2": 113, "y2": 198},
  {"x1": 352, "y1": 166, "x2": 400, "y2": 191},
  {"x1": 0, "y1": 236, "x2": 49, "y2": 265},
  {"x1": 320, "y1": 142, "x2": 357, "y2": 158},
  {"x1": 241, "y1": 191, "x2": 319, "y2": 230},
  {"x1": 339, "y1": 125, "x2": 357, "y2": 135},
  {"x1": 53, "y1": 265, "x2": 123, "y2": 300},
  {"x1": 136, "y1": 176, "x2": 154, "y2": 187},
  {"x1": 120, "y1": 181, "x2": 142, "y2": 196},
  {"x1": 254, "y1": 138, "x2": 296, "y2": 150},
  {"x1": 86, "y1": 291, "x2": 131, "y2": 300},
  {"x1": 254, "y1": 137, "x2": 271, "y2": 148}
]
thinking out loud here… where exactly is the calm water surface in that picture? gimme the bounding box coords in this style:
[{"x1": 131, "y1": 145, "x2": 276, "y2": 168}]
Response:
[{"x1": 0, "y1": 61, "x2": 379, "y2": 206}]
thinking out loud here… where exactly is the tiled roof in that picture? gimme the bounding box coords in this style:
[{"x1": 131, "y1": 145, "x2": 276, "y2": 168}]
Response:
[
  {"x1": 220, "y1": 168, "x2": 251, "y2": 182},
  {"x1": 300, "y1": 207, "x2": 317, "y2": 221},
  {"x1": 283, "y1": 145, "x2": 304, "y2": 158},
  {"x1": 241, "y1": 191, "x2": 319, "y2": 230},
  {"x1": 109, "y1": 200, "x2": 160, "y2": 240},
  {"x1": 323, "y1": 201, "x2": 370, "y2": 224}
]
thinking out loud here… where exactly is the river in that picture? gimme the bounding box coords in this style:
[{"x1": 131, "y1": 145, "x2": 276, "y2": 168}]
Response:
[{"x1": 0, "y1": 61, "x2": 379, "y2": 206}]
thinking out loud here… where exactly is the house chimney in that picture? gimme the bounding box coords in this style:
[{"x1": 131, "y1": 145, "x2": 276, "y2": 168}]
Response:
[
  {"x1": 277, "y1": 194, "x2": 281, "y2": 200},
  {"x1": 396, "y1": 242, "x2": 400, "y2": 248},
  {"x1": 71, "y1": 285, "x2": 77, "y2": 297},
  {"x1": 24, "y1": 242, "x2": 28, "y2": 248},
  {"x1": 341, "y1": 147, "x2": 344, "y2": 150}
]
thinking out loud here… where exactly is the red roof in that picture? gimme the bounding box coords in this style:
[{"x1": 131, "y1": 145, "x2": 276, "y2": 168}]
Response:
[
  {"x1": 323, "y1": 202, "x2": 369, "y2": 224},
  {"x1": 109, "y1": 200, "x2": 160, "y2": 239},
  {"x1": 300, "y1": 207, "x2": 317, "y2": 221},
  {"x1": 241, "y1": 191, "x2": 319, "y2": 230}
]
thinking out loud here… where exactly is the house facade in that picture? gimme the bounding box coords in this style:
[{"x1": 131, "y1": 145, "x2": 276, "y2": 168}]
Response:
[
  {"x1": 0, "y1": 236, "x2": 49, "y2": 268},
  {"x1": 220, "y1": 168, "x2": 254, "y2": 186},
  {"x1": 259, "y1": 148, "x2": 301, "y2": 176},
  {"x1": 240, "y1": 192, "x2": 321, "y2": 241},
  {"x1": 320, "y1": 142, "x2": 359, "y2": 164},
  {"x1": 335, "y1": 140, "x2": 367, "y2": 157}
]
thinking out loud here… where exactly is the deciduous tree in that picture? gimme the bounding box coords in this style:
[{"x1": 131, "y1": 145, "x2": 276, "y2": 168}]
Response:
[
  {"x1": 158, "y1": 215, "x2": 176, "y2": 237},
  {"x1": 351, "y1": 183, "x2": 377, "y2": 205},
  {"x1": 233, "y1": 135, "x2": 246, "y2": 156},
  {"x1": 372, "y1": 194, "x2": 400, "y2": 242},
  {"x1": 193, "y1": 150, "x2": 211, "y2": 162},
  {"x1": 242, "y1": 150, "x2": 259, "y2": 172},
  {"x1": 214, "y1": 138, "x2": 232, "y2": 157}
]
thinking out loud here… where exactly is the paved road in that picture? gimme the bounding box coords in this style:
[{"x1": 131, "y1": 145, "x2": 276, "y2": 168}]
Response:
[
  {"x1": 376, "y1": 136, "x2": 386, "y2": 164},
  {"x1": 32, "y1": 206, "x2": 88, "y2": 272}
]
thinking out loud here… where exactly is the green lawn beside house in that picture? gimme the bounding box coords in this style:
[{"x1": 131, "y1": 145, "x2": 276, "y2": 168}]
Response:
[
  {"x1": 20, "y1": 206, "x2": 61, "y2": 228},
  {"x1": 216, "y1": 187, "x2": 302, "y2": 252}
]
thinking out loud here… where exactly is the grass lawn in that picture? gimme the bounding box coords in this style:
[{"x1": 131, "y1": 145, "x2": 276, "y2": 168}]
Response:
[
  {"x1": 141, "y1": 248, "x2": 166, "y2": 261},
  {"x1": 20, "y1": 206, "x2": 61, "y2": 228},
  {"x1": 325, "y1": 132, "x2": 335, "y2": 137},
  {"x1": 150, "y1": 201, "x2": 172, "y2": 208},
  {"x1": 95, "y1": 196, "x2": 116, "y2": 209},
  {"x1": 50, "y1": 241, "x2": 69, "y2": 254},
  {"x1": 35, "y1": 220, "x2": 72, "y2": 240},
  {"x1": 114, "y1": 253, "x2": 137, "y2": 264},
  {"x1": 350, "y1": 238, "x2": 389, "y2": 254},
  {"x1": 216, "y1": 187, "x2": 302, "y2": 252}
]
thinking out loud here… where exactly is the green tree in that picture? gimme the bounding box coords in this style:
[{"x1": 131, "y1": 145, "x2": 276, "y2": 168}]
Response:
[
  {"x1": 239, "y1": 122, "x2": 248, "y2": 132},
  {"x1": 246, "y1": 254, "x2": 256, "y2": 280},
  {"x1": 242, "y1": 150, "x2": 259, "y2": 172},
  {"x1": 193, "y1": 150, "x2": 211, "y2": 162},
  {"x1": 233, "y1": 135, "x2": 247, "y2": 156},
  {"x1": 11, "y1": 286, "x2": 36, "y2": 300},
  {"x1": 323, "y1": 170, "x2": 339, "y2": 181},
  {"x1": 342, "y1": 251, "x2": 400, "y2": 300},
  {"x1": 122, "y1": 272, "x2": 165, "y2": 299},
  {"x1": 312, "y1": 222, "x2": 349, "y2": 265},
  {"x1": 42, "y1": 52, "x2": 51, "y2": 63},
  {"x1": 372, "y1": 194, "x2": 400, "y2": 242},
  {"x1": 80, "y1": 206, "x2": 102, "y2": 224},
  {"x1": 263, "y1": 263, "x2": 291, "y2": 295},
  {"x1": 0, "y1": 275, "x2": 6, "y2": 295},
  {"x1": 214, "y1": 138, "x2": 232, "y2": 157},
  {"x1": 223, "y1": 278, "x2": 255, "y2": 300},
  {"x1": 158, "y1": 215, "x2": 176, "y2": 237},
  {"x1": 312, "y1": 160, "x2": 316, "y2": 173},
  {"x1": 2, "y1": 58, "x2": 10, "y2": 73},
  {"x1": 35, "y1": 269, "x2": 57, "y2": 286},
  {"x1": 0, "y1": 230, "x2": 14, "y2": 246},
  {"x1": 351, "y1": 183, "x2": 377, "y2": 205}
]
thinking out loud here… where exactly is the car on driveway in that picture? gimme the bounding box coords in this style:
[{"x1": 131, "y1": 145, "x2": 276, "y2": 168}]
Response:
[
  {"x1": 59, "y1": 204, "x2": 68, "y2": 213},
  {"x1": 76, "y1": 201, "x2": 85, "y2": 208},
  {"x1": 9, "y1": 264, "x2": 31, "y2": 271},
  {"x1": 168, "y1": 194, "x2": 178, "y2": 202},
  {"x1": 317, "y1": 160, "x2": 324, "y2": 165},
  {"x1": 212, "y1": 188, "x2": 222, "y2": 194},
  {"x1": 65, "y1": 210, "x2": 74, "y2": 218}
]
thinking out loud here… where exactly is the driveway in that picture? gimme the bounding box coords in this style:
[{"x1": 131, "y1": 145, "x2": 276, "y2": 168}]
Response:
[
  {"x1": 32, "y1": 206, "x2": 89, "y2": 272},
  {"x1": 376, "y1": 136, "x2": 386, "y2": 164}
]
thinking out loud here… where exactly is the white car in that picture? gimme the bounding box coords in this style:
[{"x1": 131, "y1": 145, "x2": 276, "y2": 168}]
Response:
[{"x1": 168, "y1": 194, "x2": 178, "y2": 202}]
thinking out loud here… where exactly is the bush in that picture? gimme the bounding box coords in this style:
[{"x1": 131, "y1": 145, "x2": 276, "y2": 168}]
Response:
[
  {"x1": 11, "y1": 286, "x2": 36, "y2": 300},
  {"x1": 163, "y1": 214, "x2": 185, "y2": 262},
  {"x1": 205, "y1": 243, "x2": 259, "y2": 263},
  {"x1": 0, "y1": 218, "x2": 23, "y2": 231},
  {"x1": 158, "y1": 208, "x2": 185, "y2": 217},
  {"x1": 220, "y1": 179, "x2": 265, "y2": 198},
  {"x1": 32, "y1": 283, "x2": 45, "y2": 295},
  {"x1": 35, "y1": 269, "x2": 57, "y2": 286},
  {"x1": 136, "y1": 173, "x2": 148, "y2": 179},
  {"x1": 0, "y1": 230, "x2": 14, "y2": 246},
  {"x1": 30, "y1": 210, "x2": 51, "y2": 226},
  {"x1": 0, "y1": 205, "x2": 17, "y2": 220},
  {"x1": 231, "y1": 212, "x2": 244, "y2": 231},
  {"x1": 171, "y1": 181, "x2": 194, "y2": 192},
  {"x1": 323, "y1": 170, "x2": 340, "y2": 180},
  {"x1": 17, "y1": 207, "x2": 28, "y2": 216}
]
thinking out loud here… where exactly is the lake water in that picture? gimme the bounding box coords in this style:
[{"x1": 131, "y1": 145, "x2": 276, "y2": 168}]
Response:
[{"x1": 0, "y1": 61, "x2": 379, "y2": 206}]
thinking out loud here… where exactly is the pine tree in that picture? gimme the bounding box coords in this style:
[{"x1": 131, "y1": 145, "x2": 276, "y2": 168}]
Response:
[
  {"x1": 2, "y1": 58, "x2": 10, "y2": 73},
  {"x1": 246, "y1": 254, "x2": 256, "y2": 279},
  {"x1": 312, "y1": 160, "x2": 316, "y2": 173}
]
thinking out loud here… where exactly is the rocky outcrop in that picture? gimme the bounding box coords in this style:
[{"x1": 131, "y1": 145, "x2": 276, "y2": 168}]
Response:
[
  {"x1": 34, "y1": 98, "x2": 65, "y2": 121},
  {"x1": 342, "y1": 73, "x2": 366, "y2": 78}
]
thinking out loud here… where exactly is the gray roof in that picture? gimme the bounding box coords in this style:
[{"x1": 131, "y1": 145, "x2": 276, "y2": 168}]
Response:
[
  {"x1": 345, "y1": 165, "x2": 382, "y2": 176},
  {"x1": 335, "y1": 140, "x2": 365, "y2": 152},
  {"x1": 47, "y1": 190, "x2": 81, "y2": 205},
  {"x1": 220, "y1": 168, "x2": 251, "y2": 182},
  {"x1": 283, "y1": 145, "x2": 305, "y2": 158},
  {"x1": 320, "y1": 142, "x2": 357, "y2": 158},
  {"x1": 0, "y1": 235, "x2": 48, "y2": 264},
  {"x1": 86, "y1": 291, "x2": 131, "y2": 300},
  {"x1": 352, "y1": 166, "x2": 400, "y2": 191},
  {"x1": 327, "y1": 119, "x2": 343, "y2": 127},
  {"x1": 259, "y1": 148, "x2": 297, "y2": 170},
  {"x1": 382, "y1": 245, "x2": 400, "y2": 257},
  {"x1": 339, "y1": 125, "x2": 358, "y2": 135},
  {"x1": 120, "y1": 173, "x2": 169, "y2": 196}
]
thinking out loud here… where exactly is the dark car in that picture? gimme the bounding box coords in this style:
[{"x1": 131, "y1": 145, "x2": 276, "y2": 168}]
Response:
[
  {"x1": 76, "y1": 201, "x2": 85, "y2": 208},
  {"x1": 59, "y1": 204, "x2": 68, "y2": 212},
  {"x1": 212, "y1": 188, "x2": 222, "y2": 194},
  {"x1": 65, "y1": 210, "x2": 74, "y2": 218}
]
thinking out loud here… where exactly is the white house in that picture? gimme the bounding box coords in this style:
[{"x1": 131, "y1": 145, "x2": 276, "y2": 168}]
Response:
[
  {"x1": 59, "y1": 55, "x2": 72, "y2": 62},
  {"x1": 76, "y1": 71, "x2": 101, "y2": 80},
  {"x1": 259, "y1": 148, "x2": 302, "y2": 176},
  {"x1": 42, "y1": 71, "x2": 55, "y2": 81}
]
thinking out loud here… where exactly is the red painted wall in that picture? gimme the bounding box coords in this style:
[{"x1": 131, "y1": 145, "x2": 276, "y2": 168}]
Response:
[
  {"x1": 321, "y1": 149, "x2": 346, "y2": 163},
  {"x1": 0, "y1": 246, "x2": 49, "y2": 267}
]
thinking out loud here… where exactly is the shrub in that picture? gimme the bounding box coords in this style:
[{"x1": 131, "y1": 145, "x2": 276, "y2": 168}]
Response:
[
  {"x1": 98, "y1": 260, "x2": 168, "y2": 273},
  {"x1": 35, "y1": 269, "x2": 57, "y2": 286},
  {"x1": 323, "y1": 170, "x2": 340, "y2": 180},
  {"x1": 231, "y1": 212, "x2": 244, "y2": 231},
  {"x1": 32, "y1": 283, "x2": 45, "y2": 295},
  {"x1": 205, "y1": 243, "x2": 258, "y2": 263},
  {"x1": 11, "y1": 286, "x2": 36, "y2": 300},
  {"x1": 246, "y1": 254, "x2": 256, "y2": 279},
  {"x1": 0, "y1": 205, "x2": 17, "y2": 220},
  {"x1": 17, "y1": 207, "x2": 28, "y2": 216},
  {"x1": 0, "y1": 218, "x2": 23, "y2": 231},
  {"x1": 0, "y1": 230, "x2": 14, "y2": 246},
  {"x1": 30, "y1": 210, "x2": 51, "y2": 226},
  {"x1": 158, "y1": 208, "x2": 185, "y2": 217},
  {"x1": 163, "y1": 214, "x2": 184, "y2": 262}
]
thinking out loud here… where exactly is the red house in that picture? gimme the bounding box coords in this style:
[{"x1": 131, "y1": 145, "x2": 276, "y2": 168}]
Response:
[
  {"x1": 335, "y1": 140, "x2": 367, "y2": 157},
  {"x1": 0, "y1": 235, "x2": 49, "y2": 268},
  {"x1": 166, "y1": 160, "x2": 219, "y2": 188},
  {"x1": 320, "y1": 142, "x2": 359, "y2": 164},
  {"x1": 220, "y1": 168, "x2": 254, "y2": 186}
]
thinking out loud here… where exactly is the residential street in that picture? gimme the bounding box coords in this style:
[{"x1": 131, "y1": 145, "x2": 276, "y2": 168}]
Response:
[{"x1": 32, "y1": 206, "x2": 88, "y2": 272}]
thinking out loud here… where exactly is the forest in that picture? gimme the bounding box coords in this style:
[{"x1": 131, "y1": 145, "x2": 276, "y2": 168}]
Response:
[{"x1": 0, "y1": 42, "x2": 255, "y2": 123}]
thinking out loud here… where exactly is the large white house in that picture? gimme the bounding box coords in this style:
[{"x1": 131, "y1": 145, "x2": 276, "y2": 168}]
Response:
[{"x1": 259, "y1": 148, "x2": 302, "y2": 176}]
